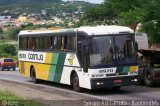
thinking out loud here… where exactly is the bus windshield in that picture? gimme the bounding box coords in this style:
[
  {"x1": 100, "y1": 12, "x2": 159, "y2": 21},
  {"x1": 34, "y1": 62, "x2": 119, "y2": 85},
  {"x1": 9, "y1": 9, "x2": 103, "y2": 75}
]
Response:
[{"x1": 89, "y1": 35, "x2": 137, "y2": 67}]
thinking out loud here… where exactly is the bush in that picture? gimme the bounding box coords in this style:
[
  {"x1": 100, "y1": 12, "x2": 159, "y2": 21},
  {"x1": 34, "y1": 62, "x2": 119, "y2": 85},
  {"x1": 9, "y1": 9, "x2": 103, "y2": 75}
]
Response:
[{"x1": 0, "y1": 44, "x2": 16, "y2": 56}]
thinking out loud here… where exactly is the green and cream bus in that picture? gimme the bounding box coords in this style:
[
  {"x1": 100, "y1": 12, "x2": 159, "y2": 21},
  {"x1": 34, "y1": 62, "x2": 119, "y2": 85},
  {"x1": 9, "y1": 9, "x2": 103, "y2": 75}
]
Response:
[{"x1": 18, "y1": 25, "x2": 138, "y2": 92}]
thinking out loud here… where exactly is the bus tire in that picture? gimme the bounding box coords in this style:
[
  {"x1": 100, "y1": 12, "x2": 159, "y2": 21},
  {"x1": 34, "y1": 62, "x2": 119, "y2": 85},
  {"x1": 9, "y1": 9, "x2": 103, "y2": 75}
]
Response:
[
  {"x1": 112, "y1": 86, "x2": 121, "y2": 91},
  {"x1": 137, "y1": 68, "x2": 144, "y2": 86},
  {"x1": 30, "y1": 67, "x2": 38, "y2": 84},
  {"x1": 144, "y1": 68, "x2": 154, "y2": 87},
  {"x1": 71, "y1": 73, "x2": 82, "y2": 92}
]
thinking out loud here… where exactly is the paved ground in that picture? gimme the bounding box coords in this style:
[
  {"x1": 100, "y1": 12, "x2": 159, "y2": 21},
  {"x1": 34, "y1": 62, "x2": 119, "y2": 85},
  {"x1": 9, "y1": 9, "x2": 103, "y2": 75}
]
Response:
[
  {"x1": 0, "y1": 80, "x2": 95, "y2": 106},
  {"x1": 0, "y1": 70, "x2": 160, "y2": 106}
]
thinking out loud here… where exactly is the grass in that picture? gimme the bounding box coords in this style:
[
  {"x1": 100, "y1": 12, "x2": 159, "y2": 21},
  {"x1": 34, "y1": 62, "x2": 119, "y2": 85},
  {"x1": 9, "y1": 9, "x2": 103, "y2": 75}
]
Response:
[{"x1": 0, "y1": 90, "x2": 45, "y2": 106}]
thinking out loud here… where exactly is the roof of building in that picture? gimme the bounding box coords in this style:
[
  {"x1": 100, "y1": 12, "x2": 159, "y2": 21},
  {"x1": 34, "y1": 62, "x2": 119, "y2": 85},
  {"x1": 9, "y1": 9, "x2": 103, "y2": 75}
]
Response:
[{"x1": 0, "y1": 16, "x2": 11, "y2": 20}]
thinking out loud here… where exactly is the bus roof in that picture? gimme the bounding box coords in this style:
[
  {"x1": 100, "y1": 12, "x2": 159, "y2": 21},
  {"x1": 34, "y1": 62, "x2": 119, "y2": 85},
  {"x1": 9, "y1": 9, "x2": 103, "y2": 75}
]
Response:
[
  {"x1": 78, "y1": 25, "x2": 134, "y2": 35},
  {"x1": 19, "y1": 25, "x2": 134, "y2": 36}
]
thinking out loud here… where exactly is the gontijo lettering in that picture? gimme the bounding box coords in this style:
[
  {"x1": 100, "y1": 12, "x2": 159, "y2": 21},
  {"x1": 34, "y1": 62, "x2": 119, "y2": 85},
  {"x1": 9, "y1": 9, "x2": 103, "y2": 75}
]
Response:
[
  {"x1": 19, "y1": 53, "x2": 43, "y2": 61},
  {"x1": 28, "y1": 53, "x2": 43, "y2": 61}
]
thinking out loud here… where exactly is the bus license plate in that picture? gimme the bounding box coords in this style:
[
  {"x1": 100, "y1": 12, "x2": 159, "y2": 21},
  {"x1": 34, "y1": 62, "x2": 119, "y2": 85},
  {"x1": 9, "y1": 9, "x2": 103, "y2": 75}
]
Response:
[{"x1": 114, "y1": 79, "x2": 122, "y2": 84}]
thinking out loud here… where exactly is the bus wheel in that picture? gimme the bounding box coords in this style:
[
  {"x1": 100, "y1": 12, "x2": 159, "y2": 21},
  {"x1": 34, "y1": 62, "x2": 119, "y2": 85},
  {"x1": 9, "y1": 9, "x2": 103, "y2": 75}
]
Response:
[
  {"x1": 72, "y1": 73, "x2": 82, "y2": 92},
  {"x1": 112, "y1": 86, "x2": 121, "y2": 91},
  {"x1": 137, "y1": 68, "x2": 144, "y2": 86},
  {"x1": 144, "y1": 68, "x2": 154, "y2": 87},
  {"x1": 31, "y1": 67, "x2": 38, "y2": 84}
]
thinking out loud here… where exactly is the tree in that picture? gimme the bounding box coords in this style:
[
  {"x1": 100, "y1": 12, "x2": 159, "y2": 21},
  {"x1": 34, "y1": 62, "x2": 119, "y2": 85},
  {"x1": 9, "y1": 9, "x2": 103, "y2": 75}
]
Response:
[
  {"x1": 141, "y1": 0, "x2": 160, "y2": 44},
  {"x1": 78, "y1": 0, "x2": 160, "y2": 44},
  {"x1": 118, "y1": 7, "x2": 142, "y2": 28},
  {"x1": 4, "y1": 28, "x2": 20, "y2": 40},
  {"x1": 76, "y1": 1, "x2": 117, "y2": 26},
  {"x1": 0, "y1": 44, "x2": 16, "y2": 56}
]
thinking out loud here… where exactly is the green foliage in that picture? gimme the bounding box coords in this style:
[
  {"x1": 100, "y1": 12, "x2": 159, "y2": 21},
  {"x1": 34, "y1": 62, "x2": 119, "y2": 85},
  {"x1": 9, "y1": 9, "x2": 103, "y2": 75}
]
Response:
[
  {"x1": 0, "y1": 90, "x2": 45, "y2": 106},
  {"x1": 21, "y1": 23, "x2": 59, "y2": 30},
  {"x1": 118, "y1": 7, "x2": 142, "y2": 27},
  {"x1": 0, "y1": 90, "x2": 22, "y2": 100},
  {"x1": 4, "y1": 28, "x2": 20, "y2": 40},
  {"x1": 79, "y1": 0, "x2": 160, "y2": 44},
  {"x1": 0, "y1": 44, "x2": 16, "y2": 56},
  {"x1": 76, "y1": 2, "x2": 117, "y2": 26},
  {"x1": 0, "y1": 27, "x2": 3, "y2": 34},
  {"x1": 0, "y1": 50, "x2": 12, "y2": 58},
  {"x1": 141, "y1": 0, "x2": 160, "y2": 43}
]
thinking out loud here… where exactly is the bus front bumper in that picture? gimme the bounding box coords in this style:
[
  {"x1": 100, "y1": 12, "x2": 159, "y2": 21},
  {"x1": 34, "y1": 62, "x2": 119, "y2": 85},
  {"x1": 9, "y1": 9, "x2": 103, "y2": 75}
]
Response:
[{"x1": 90, "y1": 75, "x2": 138, "y2": 89}]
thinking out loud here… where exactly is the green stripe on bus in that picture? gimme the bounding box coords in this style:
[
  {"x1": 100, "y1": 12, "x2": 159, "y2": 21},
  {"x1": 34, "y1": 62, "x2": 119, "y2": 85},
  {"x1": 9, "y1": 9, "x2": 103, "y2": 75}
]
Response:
[
  {"x1": 122, "y1": 67, "x2": 130, "y2": 73},
  {"x1": 116, "y1": 66, "x2": 129, "y2": 73},
  {"x1": 53, "y1": 53, "x2": 66, "y2": 83},
  {"x1": 48, "y1": 53, "x2": 59, "y2": 81},
  {"x1": 116, "y1": 67, "x2": 123, "y2": 73}
]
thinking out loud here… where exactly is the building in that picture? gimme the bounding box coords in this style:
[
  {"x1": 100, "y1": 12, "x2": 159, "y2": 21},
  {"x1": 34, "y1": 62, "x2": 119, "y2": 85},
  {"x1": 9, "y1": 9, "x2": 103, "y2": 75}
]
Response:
[{"x1": 0, "y1": 16, "x2": 11, "y2": 22}]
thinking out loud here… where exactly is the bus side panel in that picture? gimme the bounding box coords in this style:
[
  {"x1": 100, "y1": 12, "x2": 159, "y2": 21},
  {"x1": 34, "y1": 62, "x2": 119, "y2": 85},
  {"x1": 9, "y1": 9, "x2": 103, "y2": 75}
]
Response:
[
  {"x1": 78, "y1": 72, "x2": 92, "y2": 89},
  {"x1": 59, "y1": 53, "x2": 91, "y2": 89},
  {"x1": 19, "y1": 61, "x2": 29, "y2": 77},
  {"x1": 60, "y1": 54, "x2": 81, "y2": 85},
  {"x1": 60, "y1": 66, "x2": 73, "y2": 85},
  {"x1": 19, "y1": 61, "x2": 50, "y2": 81},
  {"x1": 35, "y1": 63, "x2": 50, "y2": 80}
]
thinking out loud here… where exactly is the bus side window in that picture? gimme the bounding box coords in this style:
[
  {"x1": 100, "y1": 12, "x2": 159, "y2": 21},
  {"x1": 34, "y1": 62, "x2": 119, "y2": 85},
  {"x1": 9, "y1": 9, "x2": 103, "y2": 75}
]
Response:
[
  {"x1": 19, "y1": 37, "x2": 22, "y2": 49},
  {"x1": 44, "y1": 36, "x2": 51, "y2": 50},
  {"x1": 66, "y1": 36, "x2": 75, "y2": 51},
  {"x1": 35, "y1": 37, "x2": 40, "y2": 50},
  {"x1": 61, "y1": 35, "x2": 75, "y2": 52},
  {"x1": 32, "y1": 37, "x2": 35, "y2": 49},
  {"x1": 50, "y1": 36, "x2": 55, "y2": 50},
  {"x1": 54, "y1": 36, "x2": 62, "y2": 51},
  {"x1": 28, "y1": 37, "x2": 35, "y2": 50}
]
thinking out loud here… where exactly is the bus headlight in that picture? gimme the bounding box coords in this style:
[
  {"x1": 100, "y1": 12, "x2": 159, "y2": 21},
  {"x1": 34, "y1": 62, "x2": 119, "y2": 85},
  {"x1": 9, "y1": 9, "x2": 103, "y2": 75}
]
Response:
[
  {"x1": 97, "y1": 82, "x2": 104, "y2": 85},
  {"x1": 132, "y1": 79, "x2": 138, "y2": 82}
]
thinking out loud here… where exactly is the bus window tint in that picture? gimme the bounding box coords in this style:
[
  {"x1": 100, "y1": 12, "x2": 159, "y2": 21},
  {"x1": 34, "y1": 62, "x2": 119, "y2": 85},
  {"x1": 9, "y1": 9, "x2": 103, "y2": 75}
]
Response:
[
  {"x1": 36, "y1": 37, "x2": 41, "y2": 49},
  {"x1": 66, "y1": 36, "x2": 75, "y2": 51},
  {"x1": 28, "y1": 37, "x2": 35, "y2": 49},
  {"x1": 50, "y1": 36, "x2": 55, "y2": 49},
  {"x1": 43, "y1": 36, "x2": 51, "y2": 50},
  {"x1": 61, "y1": 35, "x2": 75, "y2": 51},
  {"x1": 20, "y1": 35, "x2": 75, "y2": 51},
  {"x1": 19, "y1": 37, "x2": 28, "y2": 49},
  {"x1": 54, "y1": 36, "x2": 62, "y2": 50}
]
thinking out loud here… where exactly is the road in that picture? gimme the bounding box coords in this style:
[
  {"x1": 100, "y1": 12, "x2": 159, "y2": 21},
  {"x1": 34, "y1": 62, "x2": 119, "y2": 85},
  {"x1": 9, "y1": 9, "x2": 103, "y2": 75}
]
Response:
[{"x1": 0, "y1": 69, "x2": 160, "y2": 106}]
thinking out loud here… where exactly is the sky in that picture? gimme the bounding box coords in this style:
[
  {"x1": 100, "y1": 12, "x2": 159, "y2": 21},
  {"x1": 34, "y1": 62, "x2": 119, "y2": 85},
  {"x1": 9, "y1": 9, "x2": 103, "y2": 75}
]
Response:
[{"x1": 62, "y1": 0, "x2": 104, "y2": 4}]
